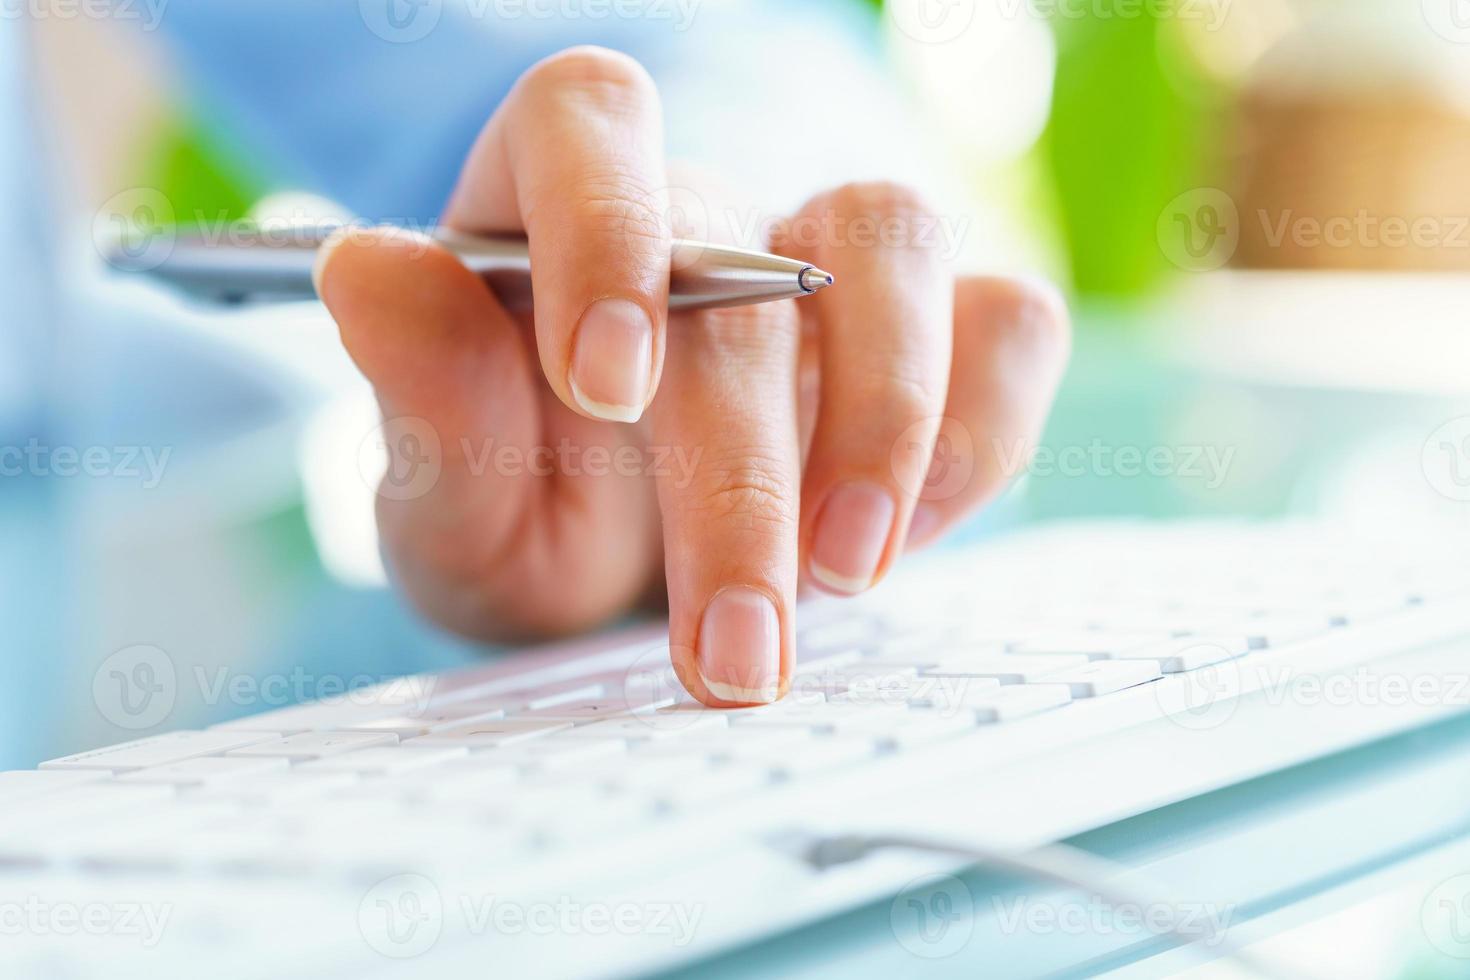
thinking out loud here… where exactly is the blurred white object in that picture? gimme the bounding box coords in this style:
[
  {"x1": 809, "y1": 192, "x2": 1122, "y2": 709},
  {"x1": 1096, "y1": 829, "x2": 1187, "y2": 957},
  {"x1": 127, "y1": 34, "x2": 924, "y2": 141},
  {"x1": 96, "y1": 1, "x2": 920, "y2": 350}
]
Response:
[
  {"x1": 885, "y1": 0, "x2": 1056, "y2": 161},
  {"x1": 299, "y1": 392, "x2": 391, "y2": 589},
  {"x1": 1248, "y1": 0, "x2": 1470, "y2": 111},
  {"x1": 1157, "y1": 271, "x2": 1470, "y2": 394},
  {"x1": 882, "y1": 0, "x2": 1059, "y2": 276}
]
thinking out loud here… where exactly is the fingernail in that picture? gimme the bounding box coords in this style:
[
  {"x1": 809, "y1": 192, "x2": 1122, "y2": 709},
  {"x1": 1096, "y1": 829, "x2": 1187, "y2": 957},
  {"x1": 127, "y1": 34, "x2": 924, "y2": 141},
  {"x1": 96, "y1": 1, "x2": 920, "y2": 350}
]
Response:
[
  {"x1": 697, "y1": 587, "x2": 782, "y2": 704},
  {"x1": 570, "y1": 298, "x2": 654, "y2": 423},
  {"x1": 310, "y1": 228, "x2": 350, "y2": 303},
  {"x1": 905, "y1": 503, "x2": 944, "y2": 552},
  {"x1": 810, "y1": 482, "x2": 896, "y2": 595}
]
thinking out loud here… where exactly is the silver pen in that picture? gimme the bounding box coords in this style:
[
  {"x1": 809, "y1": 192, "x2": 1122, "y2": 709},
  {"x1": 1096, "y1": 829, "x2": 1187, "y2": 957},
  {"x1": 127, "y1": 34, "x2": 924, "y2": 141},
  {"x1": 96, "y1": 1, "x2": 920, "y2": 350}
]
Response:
[{"x1": 104, "y1": 225, "x2": 835, "y2": 310}]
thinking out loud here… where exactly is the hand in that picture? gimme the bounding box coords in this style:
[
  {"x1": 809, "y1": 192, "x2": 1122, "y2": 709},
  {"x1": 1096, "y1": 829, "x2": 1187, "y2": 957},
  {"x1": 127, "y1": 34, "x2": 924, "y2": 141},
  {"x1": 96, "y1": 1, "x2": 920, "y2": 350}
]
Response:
[{"x1": 313, "y1": 47, "x2": 1070, "y2": 706}]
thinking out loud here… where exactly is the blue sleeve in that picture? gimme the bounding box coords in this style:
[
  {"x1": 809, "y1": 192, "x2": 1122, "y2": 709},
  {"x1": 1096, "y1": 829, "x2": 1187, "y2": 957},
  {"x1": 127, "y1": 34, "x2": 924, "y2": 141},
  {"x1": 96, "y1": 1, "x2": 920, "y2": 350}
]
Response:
[
  {"x1": 152, "y1": 3, "x2": 680, "y2": 223},
  {"x1": 149, "y1": 3, "x2": 917, "y2": 225}
]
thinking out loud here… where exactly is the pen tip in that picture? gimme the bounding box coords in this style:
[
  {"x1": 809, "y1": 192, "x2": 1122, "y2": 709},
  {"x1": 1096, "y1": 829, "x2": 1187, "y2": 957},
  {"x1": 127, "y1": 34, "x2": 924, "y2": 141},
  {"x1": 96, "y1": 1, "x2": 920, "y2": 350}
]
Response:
[{"x1": 800, "y1": 267, "x2": 835, "y2": 294}]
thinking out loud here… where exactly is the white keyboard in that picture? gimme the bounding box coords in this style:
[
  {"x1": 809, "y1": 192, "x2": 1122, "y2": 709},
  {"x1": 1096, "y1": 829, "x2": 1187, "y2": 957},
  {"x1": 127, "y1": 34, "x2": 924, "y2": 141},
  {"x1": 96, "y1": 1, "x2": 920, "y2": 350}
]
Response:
[{"x1": 4, "y1": 522, "x2": 1469, "y2": 980}]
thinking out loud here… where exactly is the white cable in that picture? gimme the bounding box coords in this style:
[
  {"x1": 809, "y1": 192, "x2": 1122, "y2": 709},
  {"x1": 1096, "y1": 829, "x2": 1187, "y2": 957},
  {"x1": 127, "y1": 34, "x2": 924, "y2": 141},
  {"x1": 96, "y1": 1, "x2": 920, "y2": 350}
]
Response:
[{"x1": 801, "y1": 832, "x2": 1313, "y2": 980}]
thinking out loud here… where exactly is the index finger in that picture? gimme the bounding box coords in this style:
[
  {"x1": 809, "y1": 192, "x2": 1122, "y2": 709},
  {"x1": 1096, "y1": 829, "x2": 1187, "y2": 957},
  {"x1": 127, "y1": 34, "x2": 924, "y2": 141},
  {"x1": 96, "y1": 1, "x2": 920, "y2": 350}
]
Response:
[{"x1": 444, "y1": 46, "x2": 671, "y2": 424}]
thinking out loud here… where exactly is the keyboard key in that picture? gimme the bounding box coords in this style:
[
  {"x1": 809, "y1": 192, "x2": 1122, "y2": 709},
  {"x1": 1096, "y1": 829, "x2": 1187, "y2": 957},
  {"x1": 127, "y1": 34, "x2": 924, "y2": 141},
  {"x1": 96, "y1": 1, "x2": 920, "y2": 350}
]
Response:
[
  {"x1": 210, "y1": 675, "x2": 445, "y2": 734},
  {"x1": 867, "y1": 632, "x2": 982, "y2": 664},
  {"x1": 1305, "y1": 592, "x2": 1412, "y2": 624},
  {"x1": 787, "y1": 668, "x2": 915, "y2": 701},
  {"x1": 557, "y1": 711, "x2": 730, "y2": 740},
  {"x1": 344, "y1": 704, "x2": 509, "y2": 736},
  {"x1": 730, "y1": 703, "x2": 908, "y2": 731},
  {"x1": 404, "y1": 719, "x2": 573, "y2": 748},
  {"x1": 814, "y1": 665, "x2": 922, "y2": 686},
  {"x1": 902, "y1": 679, "x2": 1041, "y2": 713},
  {"x1": 737, "y1": 736, "x2": 878, "y2": 776},
  {"x1": 920, "y1": 654, "x2": 1088, "y2": 684},
  {"x1": 115, "y1": 756, "x2": 290, "y2": 785},
  {"x1": 2, "y1": 783, "x2": 177, "y2": 833},
  {"x1": 877, "y1": 711, "x2": 981, "y2": 747},
  {"x1": 296, "y1": 746, "x2": 469, "y2": 775},
  {"x1": 519, "y1": 695, "x2": 675, "y2": 724},
  {"x1": 227, "y1": 731, "x2": 399, "y2": 759},
  {"x1": 41, "y1": 730, "x2": 276, "y2": 771},
  {"x1": 1227, "y1": 617, "x2": 1331, "y2": 649},
  {"x1": 0, "y1": 770, "x2": 106, "y2": 803},
  {"x1": 499, "y1": 739, "x2": 627, "y2": 773},
  {"x1": 594, "y1": 755, "x2": 716, "y2": 791},
  {"x1": 535, "y1": 793, "x2": 653, "y2": 843},
  {"x1": 1010, "y1": 632, "x2": 1166, "y2": 659},
  {"x1": 633, "y1": 726, "x2": 814, "y2": 757},
  {"x1": 655, "y1": 766, "x2": 772, "y2": 809},
  {"x1": 11, "y1": 797, "x2": 246, "y2": 868},
  {"x1": 963, "y1": 684, "x2": 1073, "y2": 722},
  {"x1": 196, "y1": 771, "x2": 360, "y2": 803},
  {"x1": 835, "y1": 674, "x2": 1001, "y2": 709},
  {"x1": 1046, "y1": 660, "x2": 1162, "y2": 697},
  {"x1": 521, "y1": 681, "x2": 606, "y2": 711},
  {"x1": 1121, "y1": 637, "x2": 1247, "y2": 673},
  {"x1": 395, "y1": 762, "x2": 522, "y2": 804}
]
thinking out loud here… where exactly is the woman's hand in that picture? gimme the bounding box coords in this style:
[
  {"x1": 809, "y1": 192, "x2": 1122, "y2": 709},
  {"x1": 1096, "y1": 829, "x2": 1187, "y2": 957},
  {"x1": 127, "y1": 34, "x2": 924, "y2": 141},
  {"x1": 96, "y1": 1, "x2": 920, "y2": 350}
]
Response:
[{"x1": 313, "y1": 47, "x2": 1070, "y2": 706}]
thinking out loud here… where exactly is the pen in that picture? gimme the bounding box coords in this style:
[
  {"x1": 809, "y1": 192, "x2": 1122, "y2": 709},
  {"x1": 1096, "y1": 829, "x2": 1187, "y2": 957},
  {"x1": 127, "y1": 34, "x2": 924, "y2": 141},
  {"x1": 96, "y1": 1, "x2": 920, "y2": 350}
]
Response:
[{"x1": 104, "y1": 225, "x2": 835, "y2": 311}]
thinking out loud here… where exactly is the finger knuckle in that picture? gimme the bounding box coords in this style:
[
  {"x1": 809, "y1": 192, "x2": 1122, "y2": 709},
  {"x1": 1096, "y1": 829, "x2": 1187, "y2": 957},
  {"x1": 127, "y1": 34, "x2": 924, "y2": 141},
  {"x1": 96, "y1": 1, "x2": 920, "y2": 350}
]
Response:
[
  {"x1": 683, "y1": 302, "x2": 801, "y2": 364},
  {"x1": 563, "y1": 169, "x2": 667, "y2": 235},
  {"x1": 521, "y1": 46, "x2": 659, "y2": 114},
  {"x1": 976, "y1": 277, "x2": 1073, "y2": 360},
  {"x1": 866, "y1": 369, "x2": 946, "y2": 423},
  {"x1": 691, "y1": 455, "x2": 798, "y2": 536},
  {"x1": 827, "y1": 180, "x2": 935, "y2": 223}
]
